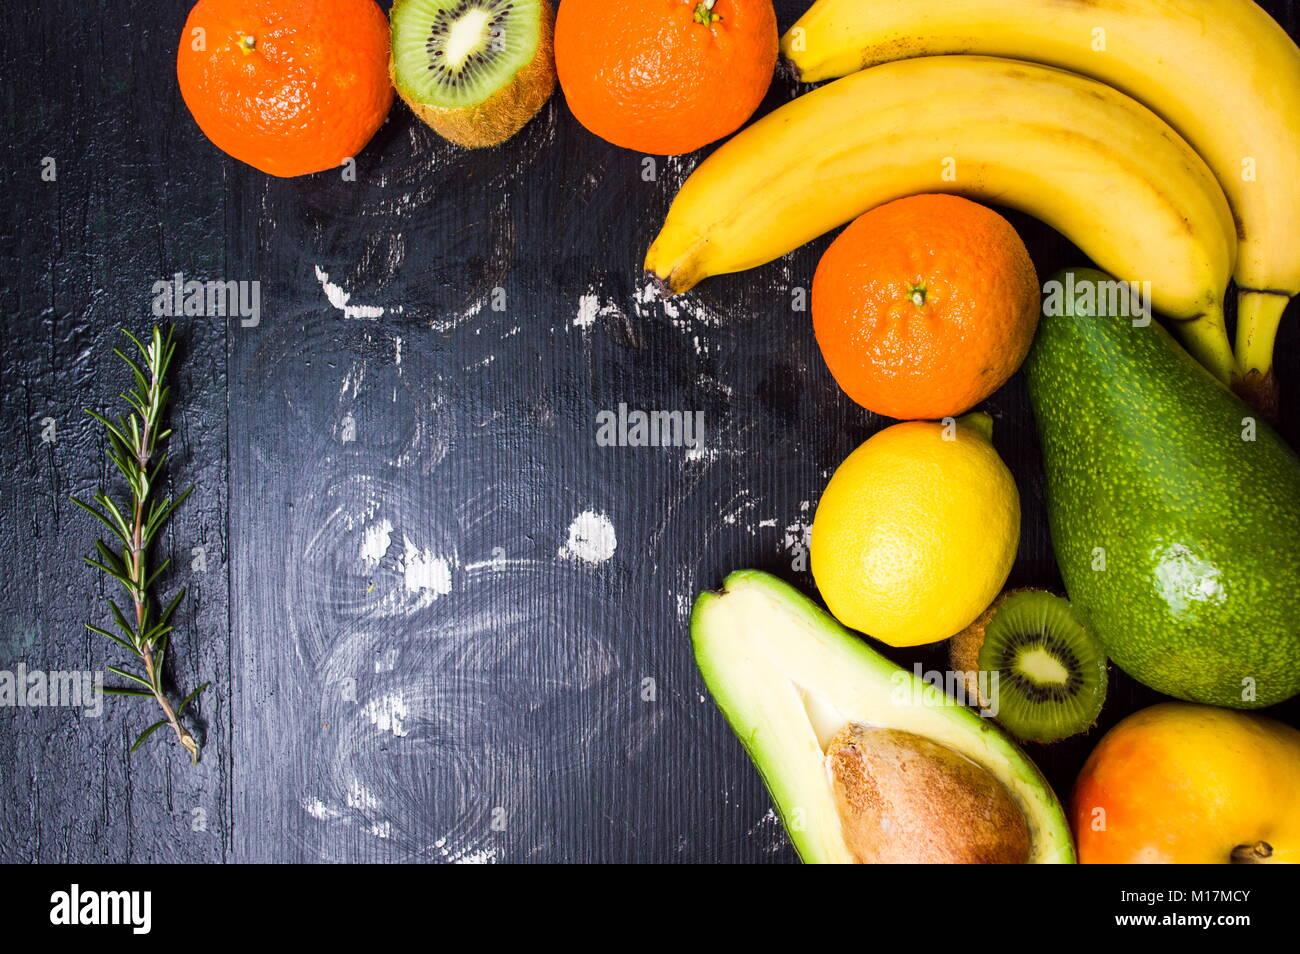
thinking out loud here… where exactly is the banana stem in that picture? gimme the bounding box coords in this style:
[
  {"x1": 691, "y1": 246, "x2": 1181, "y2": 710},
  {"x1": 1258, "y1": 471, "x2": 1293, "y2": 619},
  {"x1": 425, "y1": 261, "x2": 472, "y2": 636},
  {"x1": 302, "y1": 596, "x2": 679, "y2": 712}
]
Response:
[
  {"x1": 1235, "y1": 290, "x2": 1291, "y2": 379},
  {"x1": 1234, "y1": 290, "x2": 1290, "y2": 418}
]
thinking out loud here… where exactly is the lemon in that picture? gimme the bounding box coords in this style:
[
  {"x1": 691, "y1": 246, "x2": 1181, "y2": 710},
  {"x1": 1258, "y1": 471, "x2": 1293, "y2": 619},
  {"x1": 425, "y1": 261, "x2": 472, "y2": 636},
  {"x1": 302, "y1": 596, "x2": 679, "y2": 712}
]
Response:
[{"x1": 811, "y1": 413, "x2": 1020, "y2": 647}]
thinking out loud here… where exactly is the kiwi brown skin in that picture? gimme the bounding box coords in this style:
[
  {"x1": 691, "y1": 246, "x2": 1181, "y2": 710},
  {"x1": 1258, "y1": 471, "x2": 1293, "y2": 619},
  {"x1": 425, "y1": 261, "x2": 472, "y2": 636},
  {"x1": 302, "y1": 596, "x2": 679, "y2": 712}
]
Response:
[
  {"x1": 826, "y1": 725, "x2": 1031, "y2": 864},
  {"x1": 391, "y1": 0, "x2": 556, "y2": 149},
  {"x1": 949, "y1": 588, "x2": 1030, "y2": 709}
]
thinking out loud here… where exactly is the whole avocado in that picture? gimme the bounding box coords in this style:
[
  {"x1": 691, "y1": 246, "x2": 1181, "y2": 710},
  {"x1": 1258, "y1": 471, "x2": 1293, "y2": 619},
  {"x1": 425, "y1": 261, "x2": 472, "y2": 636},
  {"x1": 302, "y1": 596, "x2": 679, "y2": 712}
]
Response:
[{"x1": 1027, "y1": 268, "x2": 1300, "y2": 708}]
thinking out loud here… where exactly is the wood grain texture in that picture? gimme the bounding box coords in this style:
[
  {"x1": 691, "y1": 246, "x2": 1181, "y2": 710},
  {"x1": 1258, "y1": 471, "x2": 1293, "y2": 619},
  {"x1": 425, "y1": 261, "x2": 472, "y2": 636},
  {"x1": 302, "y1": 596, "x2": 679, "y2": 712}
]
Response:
[
  {"x1": 2, "y1": 0, "x2": 1299, "y2": 863},
  {"x1": 0, "y1": 0, "x2": 231, "y2": 861}
]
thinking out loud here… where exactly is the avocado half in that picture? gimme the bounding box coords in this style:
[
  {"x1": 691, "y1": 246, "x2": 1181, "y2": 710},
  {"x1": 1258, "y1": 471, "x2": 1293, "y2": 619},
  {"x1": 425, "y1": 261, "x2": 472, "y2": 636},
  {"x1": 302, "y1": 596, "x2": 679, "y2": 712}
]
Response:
[{"x1": 692, "y1": 569, "x2": 1075, "y2": 863}]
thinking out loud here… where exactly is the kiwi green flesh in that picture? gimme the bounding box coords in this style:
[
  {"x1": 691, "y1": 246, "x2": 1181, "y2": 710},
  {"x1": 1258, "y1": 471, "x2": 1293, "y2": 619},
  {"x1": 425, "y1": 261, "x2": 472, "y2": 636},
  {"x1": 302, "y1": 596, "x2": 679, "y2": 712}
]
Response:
[
  {"x1": 392, "y1": 0, "x2": 542, "y2": 108},
  {"x1": 978, "y1": 590, "x2": 1106, "y2": 744}
]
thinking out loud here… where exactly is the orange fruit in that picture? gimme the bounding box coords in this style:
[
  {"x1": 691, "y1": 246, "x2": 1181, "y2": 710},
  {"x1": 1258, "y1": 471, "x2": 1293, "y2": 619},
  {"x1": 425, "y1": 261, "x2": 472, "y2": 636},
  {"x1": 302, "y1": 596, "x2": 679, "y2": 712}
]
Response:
[
  {"x1": 177, "y1": 0, "x2": 394, "y2": 177},
  {"x1": 812, "y1": 194, "x2": 1041, "y2": 421},
  {"x1": 554, "y1": 0, "x2": 777, "y2": 155}
]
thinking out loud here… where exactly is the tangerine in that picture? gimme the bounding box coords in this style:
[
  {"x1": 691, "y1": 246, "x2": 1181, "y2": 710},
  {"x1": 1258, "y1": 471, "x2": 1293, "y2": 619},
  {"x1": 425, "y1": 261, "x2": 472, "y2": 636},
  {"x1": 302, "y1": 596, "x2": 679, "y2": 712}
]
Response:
[
  {"x1": 177, "y1": 0, "x2": 394, "y2": 177},
  {"x1": 812, "y1": 194, "x2": 1040, "y2": 421},
  {"x1": 554, "y1": 0, "x2": 777, "y2": 155}
]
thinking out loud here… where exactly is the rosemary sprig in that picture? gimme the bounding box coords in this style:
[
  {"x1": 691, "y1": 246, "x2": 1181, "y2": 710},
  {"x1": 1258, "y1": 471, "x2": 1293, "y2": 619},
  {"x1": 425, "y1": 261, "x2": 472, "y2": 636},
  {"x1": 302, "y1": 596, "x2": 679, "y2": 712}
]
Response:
[{"x1": 71, "y1": 325, "x2": 207, "y2": 764}]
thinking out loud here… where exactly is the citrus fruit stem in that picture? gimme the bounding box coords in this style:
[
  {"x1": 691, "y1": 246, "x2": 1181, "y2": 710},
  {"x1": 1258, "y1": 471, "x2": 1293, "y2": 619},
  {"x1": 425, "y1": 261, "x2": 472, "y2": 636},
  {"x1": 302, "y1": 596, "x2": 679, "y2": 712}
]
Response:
[
  {"x1": 694, "y1": 0, "x2": 722, "y2": 27},
  {"x1": 957, "y1": 411, "x2": 993, "y2": 442},
  {"x1": 238, "y1": 34, "x2": 256, "y2": 55},
  {"x1": 908, "y1": 281, "x2": 926, "y2": 308},
  {"x1": 1231, "y1": 840, "x2": 1273, "y2": 863}
]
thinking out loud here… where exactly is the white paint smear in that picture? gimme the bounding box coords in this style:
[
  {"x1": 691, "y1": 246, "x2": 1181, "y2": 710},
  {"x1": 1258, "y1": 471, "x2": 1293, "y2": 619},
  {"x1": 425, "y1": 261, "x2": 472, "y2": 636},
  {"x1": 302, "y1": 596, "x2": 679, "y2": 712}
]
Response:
[
  {"x1": 362, "y1": 691, "x2": 410, "y2": 738},
  {"x1": 360, "y1": 519, "x2": 394, "y2": 571},
  {"x1": 400, "y1": 535, "x2": 453, "y2": 601},
  {"x1": 303, "y1": 798, "x2": 339, "y2": 821},
  {"x1": 575, "y1": 294, "x2": 600, "y2": 328},
  {"x1": 346, "y1": 781, "x2": 379, "y2": 812},
  {"x1": 453, "y1": 848, "x2": 496, "y2": 864},
  {"x1": 574, "y1": 291, "x2": 621, "y2": 330},
  {"x1": 636, "y1": 278, "x2": 723, "y2": 349},
  {"x1": 339, "y1": 360, "x2": 367, "y2": 400},
  {"x1": 784, "y1": 514, "x2": 812, "y2": 556},
  {"x1": 686, "y1": 447, "x2": 718, "y2": 462},
  {"x1": 315, "y1": 265, "x2": 386, "y2": 319},
  {"x1": 558, "y1": 510, "x2": 617, "y2": 564},
  {"x1": 432, "y1": 837, "x2": 498, "y2": 864},
  {"x1": 338, "y1": 491, "x2": 383, "y2": 532}
]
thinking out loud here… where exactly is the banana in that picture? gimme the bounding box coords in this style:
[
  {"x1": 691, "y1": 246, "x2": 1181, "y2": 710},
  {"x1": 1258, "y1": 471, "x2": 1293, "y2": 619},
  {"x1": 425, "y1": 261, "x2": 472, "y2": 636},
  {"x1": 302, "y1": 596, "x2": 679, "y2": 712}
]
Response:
[
  {"x1": 781, "y1": 0, "x2": 1300, "y2": 407},
  {"x1": 645, "y1": 56, "x2": 1238, "y2": 383}
]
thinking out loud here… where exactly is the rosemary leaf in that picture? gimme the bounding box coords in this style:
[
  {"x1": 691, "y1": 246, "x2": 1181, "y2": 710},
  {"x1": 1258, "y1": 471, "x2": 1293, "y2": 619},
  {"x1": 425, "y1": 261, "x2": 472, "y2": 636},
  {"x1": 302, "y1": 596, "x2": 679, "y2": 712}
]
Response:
[
  {"x1": 176, "y1": 683, "x2": 209, "y2": 718},
  {"x1": 131, "y1": 721, "x2": 170, "y2": 752},
  {"x1": 85, "y1": 624, "x2": 134, "y2": 654},
  {"x1": 75, "y1": 325, "x2": 205, "y2": 765},
  {"x1": 107, "y1": 666, "x2": 154, "y2": 691}
]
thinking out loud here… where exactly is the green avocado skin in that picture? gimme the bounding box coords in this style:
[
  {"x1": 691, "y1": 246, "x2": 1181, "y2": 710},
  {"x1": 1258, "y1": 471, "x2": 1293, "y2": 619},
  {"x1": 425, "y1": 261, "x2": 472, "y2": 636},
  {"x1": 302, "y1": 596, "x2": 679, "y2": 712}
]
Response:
[{"x1": 1026, "y1": 269, "x2": 1300, "y2": 708}]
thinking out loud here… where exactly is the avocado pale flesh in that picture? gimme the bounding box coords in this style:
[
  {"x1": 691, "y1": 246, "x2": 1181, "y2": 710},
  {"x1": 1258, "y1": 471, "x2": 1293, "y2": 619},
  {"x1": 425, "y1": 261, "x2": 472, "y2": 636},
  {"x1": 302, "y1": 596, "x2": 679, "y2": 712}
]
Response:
[
  {"x1": 691, "y1": 570, "x2": 1075, "y2": 864},
  {"x1": 1027, "y1": 269, "x2": 1300, "y2": 708}
]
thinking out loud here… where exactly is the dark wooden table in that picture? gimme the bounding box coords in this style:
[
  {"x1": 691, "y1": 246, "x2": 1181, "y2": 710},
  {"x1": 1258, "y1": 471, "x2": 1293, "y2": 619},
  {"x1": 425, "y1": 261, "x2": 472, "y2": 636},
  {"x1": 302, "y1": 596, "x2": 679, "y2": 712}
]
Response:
[{"x1": 2, "y1": 0, "x2": 1298, "y2": 863}]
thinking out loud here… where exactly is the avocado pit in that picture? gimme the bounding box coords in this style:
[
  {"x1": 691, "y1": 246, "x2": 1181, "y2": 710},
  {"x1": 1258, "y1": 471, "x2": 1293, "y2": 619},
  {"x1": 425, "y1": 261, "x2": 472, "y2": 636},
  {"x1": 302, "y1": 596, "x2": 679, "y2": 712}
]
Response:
[{"x1": 825, "y1": 725, "x2": 1031, "y2": 864}]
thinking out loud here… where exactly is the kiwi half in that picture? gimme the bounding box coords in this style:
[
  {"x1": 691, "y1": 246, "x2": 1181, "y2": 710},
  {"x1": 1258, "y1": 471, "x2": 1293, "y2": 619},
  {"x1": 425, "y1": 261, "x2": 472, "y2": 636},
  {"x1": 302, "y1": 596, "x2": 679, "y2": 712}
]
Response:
[
  {"x1": 391, "y1": 0, "x2": 556, "y2": 148},
  {"x1": 949, "y1": 589, "x2": 1107, "y2": 743}
]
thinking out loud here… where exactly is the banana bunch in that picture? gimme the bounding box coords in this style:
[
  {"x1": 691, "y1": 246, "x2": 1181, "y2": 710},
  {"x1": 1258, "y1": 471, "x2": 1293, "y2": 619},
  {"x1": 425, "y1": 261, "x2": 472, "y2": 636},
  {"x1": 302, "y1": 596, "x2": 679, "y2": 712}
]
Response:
[
  {"x1": 646, "y1": 56, "x2": 1237, "y2": 383},
  {"x1": 646, "y1": 0, "x2": 1300, "y2": 409}
]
